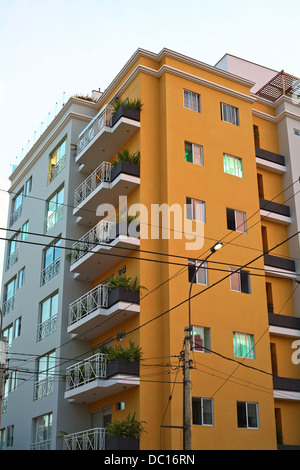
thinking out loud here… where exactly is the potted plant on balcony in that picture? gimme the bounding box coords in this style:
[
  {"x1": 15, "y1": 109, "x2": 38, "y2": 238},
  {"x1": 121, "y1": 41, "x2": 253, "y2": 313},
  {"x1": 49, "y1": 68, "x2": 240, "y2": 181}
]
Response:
[
  {"x1": 111, "y1": 98, "x2": 142, "y2": 127},
  {"x1": 103, "y1": 339, "x2": 143, "y2": 378},
  {"x1": 105, "y1": 412, "x2": 146, "y2": 450},
  {"x1": 110, "y1": 149, "x2": 141, "y2": 181},
  {"x1": 107, "y1": 274, "x2": 147, "y2": 308}
]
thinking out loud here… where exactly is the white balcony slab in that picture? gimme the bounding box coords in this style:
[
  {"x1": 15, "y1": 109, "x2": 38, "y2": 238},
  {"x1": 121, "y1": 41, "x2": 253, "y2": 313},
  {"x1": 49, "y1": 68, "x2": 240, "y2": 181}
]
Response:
[
  {"x1": 65, "y1": 374, "x2": 140, "y2": 404},
  {"x1": 76, "y1": 117, "x2": 140, "y2": 173},
  {"x1": 68, "y1": 301, "x2": 140, "y2": 340}
]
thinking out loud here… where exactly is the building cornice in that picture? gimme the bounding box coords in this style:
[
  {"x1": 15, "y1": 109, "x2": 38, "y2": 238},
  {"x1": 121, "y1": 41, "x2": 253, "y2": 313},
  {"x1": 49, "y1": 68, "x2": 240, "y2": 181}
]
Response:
[
  {"x1": 95, "y1": 48, "x2": 255, "y2": 110},
  {"x1": 252, "y1": 108, "x2": 300, "y2": 124}
]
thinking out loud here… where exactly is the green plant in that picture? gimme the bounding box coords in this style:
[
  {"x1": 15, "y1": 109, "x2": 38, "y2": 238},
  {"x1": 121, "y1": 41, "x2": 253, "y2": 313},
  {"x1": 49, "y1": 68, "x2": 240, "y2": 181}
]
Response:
[
  {"x1": 112, "y1": 98, "x2": 143, "y2": 115},
  {"x1": 107, "y1": 274, "x2": 147, "y2": 293},
  {"x1": 104, "y1": 340, "x2": 143, "y2": 363},
  {"x1": 111, "y1": 148, "x2": 141, "y2": 167},
  {"x1": 106, "y1": 412, "x2": 146, "y2": 439}
]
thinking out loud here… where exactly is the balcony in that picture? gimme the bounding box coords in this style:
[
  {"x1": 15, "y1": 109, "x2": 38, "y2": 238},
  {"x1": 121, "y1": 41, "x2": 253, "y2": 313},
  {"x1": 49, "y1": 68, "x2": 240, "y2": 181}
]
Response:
[
  {"x1": 9, "y1": 205, "x2": 22, "y2": 227},
  {"x1": 5, "y1": 248, "x2": 19, "y2": 271},
  {"x1": 40, "y1": 258, "x2": 60, "y2": 286},
  {"x1": 69, "y1": 220, "x2": 140, "y2": 281},
  {"x1": 64, "y1": 353, "x2": 140, "y2": 403},
  {"x1": 269, "y1": 312, "x2": 300, "y2": 338},
  {"x1": 45, "y1": 204, "x2": 63, "y2": 233},
  {"x1": 2, "y1": 295, "x2": 15, "y2": 317},
  {"x1": 34, "y1": 376, "x2": 54, "y2": 400},
  {"x1": 75, "y1": 105, "x2": 140, "y2": 172},
  {"x1": 68, "y1": 284, "x2": 140, "y2": 340},
  {"x1": 264, "y1": 253, "x2": 297, "y2": 279},
  {"x1": 63, "y1": 428, "x2": 106, "y2": 450},
  {"x1": 260, "y1": 198, "x2": 291, "y2": 225},
  {"x1": 73, "y1": 161, "x2": 140, "y2": 226},
  {"x1": 255, "y1": 147, "x2": 286, "y2": 174},
  {"x1": 273, "y1": 376, "x2": 300, "y2": 401}
]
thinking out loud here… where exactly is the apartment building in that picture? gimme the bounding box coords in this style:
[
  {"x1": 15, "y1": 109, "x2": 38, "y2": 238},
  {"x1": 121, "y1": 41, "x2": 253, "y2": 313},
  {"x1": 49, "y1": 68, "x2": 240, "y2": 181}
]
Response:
[{"x1": 1, "y1": 48, "x2": 299, "y2": 450}]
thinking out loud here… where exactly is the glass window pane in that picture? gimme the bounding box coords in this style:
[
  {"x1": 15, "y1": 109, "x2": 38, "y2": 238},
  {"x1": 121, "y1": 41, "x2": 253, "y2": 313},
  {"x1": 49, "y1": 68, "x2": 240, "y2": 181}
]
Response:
[
  {"x1": 51, "y1": 294, "x2": 59, "y2": 316},
  {"x1": 237, "y1": 401, "x2": 247, "y2": 428},
  {"x1": 247, "y1": 403, "x2": 258, "y2": 428},
  {"x1": 41, "y1": 298, "x2": 51, "y2": 323},
  {"x1": 192, "y1": 398, "x2": 202, "y2": 425},
  {"x1": 185, "y1": 142, "x2": 193, "y2": 162},
  {"x1": 193, "y1": 144, "x2": 203, "y2": 165},
  {"x1": 235, "y1": 210, "x2": 246, "y2": 233},
  {"x1": 196, "y1": 261, "x2": 208, "y2": 285},
  {"x1": 202, "y1": 399, "x2": 213, "y2": 425},
  {"x1": 230, "y1": 269, "x2": 240, "y2": 291}
]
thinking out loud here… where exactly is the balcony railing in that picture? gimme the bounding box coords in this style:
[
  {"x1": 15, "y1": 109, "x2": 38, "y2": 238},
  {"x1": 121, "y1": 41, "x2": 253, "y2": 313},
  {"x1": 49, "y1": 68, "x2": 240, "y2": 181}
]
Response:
[
  {"x1": 41, "y1": 258, "x2": 60, "y2": 286},
  {"x1": 66, "y1": 353, "x2": 107, "y2": 391},
  {"x1": 69, "y1": 284, "x2": 108, "y2": 325},
  {"x1": 74, "y1": 162, "x2": 112, "y2": 207},
  {"x1": 9, "y1": 205, "x2": 22, "y2": 227},
  {"x1": 71, "y1": 221, "x2": 113, "y2": 265},
  {"x1": 31, "y1": 439, "x2": 52, "y2": 450},
  {"x1": 77, "y1": 105, "x2": 113, "y2": 155},
  {"x1": 45, "y1": 204, "x2": 63, "y2": 232},
  {"x1": 37, "y1": 314, "x2": 58, "y2": 341},
  {"x1": 5, "y1": 248, "x2": 19, "y2": 271},
  {"x1": 47, "y1": 155, "x2": 66, "y2": 184},
  {"x1": 2, "y1": 295, "x2": 15, "y2": 316},
  {"x1": 34, "y1": 375, "x2": 54, "y2": 400},
  {"x1": 63, "y1": 428, "x2": 106, "y2": 450}
]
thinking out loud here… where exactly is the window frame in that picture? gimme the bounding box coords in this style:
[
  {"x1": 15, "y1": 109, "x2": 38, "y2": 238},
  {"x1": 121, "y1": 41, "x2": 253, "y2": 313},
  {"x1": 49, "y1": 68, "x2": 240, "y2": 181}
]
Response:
[
  {"x1": 190, "y1": 325, "x2": 211, "y2": 353},
  {"x1": 233, "y1": 331, "x2": 255, "y2": 359},
  {"x1": 221, "y1": 102, "x2": 240, "y2": 126},
  {"x1": 183, "y1": 89, "x2": 201, "y2": 113},
  {"x1": 226, "y1": 208, "x2": 247, "y2": 233},
  {"x1": 223, "y1": 153, "x2": 243, "y2": 178},
  {"x1": 186, "y1": 197, "x2": 206, "y2": 223},
  {"x1": 230, "y1": 268, "x2": 251, "y2": 294},
  {"x1": 188, "y1": 259, "x2": 208, "y2": 286},
  {"x1": 192, "y1": 397, "x2": 214, "y2": 426},
  {"x1": 237, "y1": 401, "x2": 259, "y2": 429},
  {"x1": 184, "y1": 141, "x2": 204, "y2": 166}
]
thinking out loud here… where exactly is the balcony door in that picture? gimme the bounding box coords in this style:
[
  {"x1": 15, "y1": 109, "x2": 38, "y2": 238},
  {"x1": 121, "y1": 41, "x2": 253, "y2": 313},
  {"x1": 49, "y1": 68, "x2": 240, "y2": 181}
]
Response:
[{"x1": 91, "y1": 406, "x2": 112, "y2": 429}]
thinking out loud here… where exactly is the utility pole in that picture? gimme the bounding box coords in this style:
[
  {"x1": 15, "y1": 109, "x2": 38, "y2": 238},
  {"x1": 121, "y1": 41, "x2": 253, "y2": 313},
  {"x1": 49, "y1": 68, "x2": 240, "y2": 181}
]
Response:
[{"x1": 183, "y1": 327, "x2": 192, "y2": 450}]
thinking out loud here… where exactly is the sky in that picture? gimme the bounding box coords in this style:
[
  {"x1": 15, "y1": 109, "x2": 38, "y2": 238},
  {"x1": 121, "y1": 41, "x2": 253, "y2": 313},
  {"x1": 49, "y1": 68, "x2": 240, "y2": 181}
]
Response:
[{"x1": 0, "y1": 0, "x2": 299, "y2": 290}]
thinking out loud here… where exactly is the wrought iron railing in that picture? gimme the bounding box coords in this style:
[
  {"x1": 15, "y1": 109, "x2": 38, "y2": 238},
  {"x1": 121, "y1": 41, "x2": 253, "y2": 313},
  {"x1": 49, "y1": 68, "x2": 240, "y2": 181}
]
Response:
[
  {"x1": 34, "y1": 375, "x2": 54, "y2": 400},
  {"x1": 47, "y1": 154, "x2": 66, "y2": 184},
  {"x1": 37, "y1": 314, "x2": 58, "y2": 341},
  {"x1": 70, "y1": 220, "x2": 113, "y2": 264},
  {"x1": 2, "y1": 296, "x2": 15, "y2": 316},
  {"x1": 45, "y1": 204, "x2": 63, "y2": 232},
  {"x1": 40, "y1": 258, "x2": 60, "y2": 286},
  {"x1": 31, "y1": 439, "x2": 51, "y2": 450},
  {"x1": 69, "y1": 284, "x2": 109, "y2": 325},
  {"x1": 77, "y1": 105, "x2": 113, "y2": 155},
  {"x1": 63, "y1": 428, "x2": 106, "y2": 450},
  {"x1": 74, "y1": 161, "x2": 112, "y2": 207},
  {"x1": 65, "y1": 353, "x2": 107, "y2": 391},
  {"x1": 5, "y1": 248, "x2": 19, "y2": 271},
  {"x1": 9, "y1": 205, "x2": 22, "y2": 227}
]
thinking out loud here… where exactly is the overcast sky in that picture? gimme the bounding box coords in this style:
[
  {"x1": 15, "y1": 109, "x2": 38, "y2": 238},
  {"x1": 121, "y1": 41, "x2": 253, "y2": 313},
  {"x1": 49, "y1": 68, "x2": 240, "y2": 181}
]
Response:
[{"x1": 0, "y1": 0, "x2": 299, "y2": 289}]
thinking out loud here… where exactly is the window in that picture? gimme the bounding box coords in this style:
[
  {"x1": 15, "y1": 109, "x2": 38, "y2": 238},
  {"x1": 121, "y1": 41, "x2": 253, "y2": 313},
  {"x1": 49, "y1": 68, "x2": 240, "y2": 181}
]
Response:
[
  {"x1": 9, "y1": 370, "x2": 18, "y2": 392},
  {"x1": 226, "y1": 208, "x2": 247, "y2": 233},
  {"x1": 233, "y1": 332, "x2": 255, "y2": 359},
  {"x1": 6, "y1": 234, "x2": 19, "y2": 270},
  {"x1": 5, "y1": 425, "x2": 14, "y2": 448},
  {"x1": 118, "y1": 265, "x2": 126, "y2": 276},
  {"x1": 34, "y1": 351, "x2": 55, "y2": 400},
  {"x1": 21, "y1": 220, "x2": 29, "y2": 241},
  {"x1": 190, "y1": 326, "x2": 211, "y2": 352},
  {"x1": 41, "y1": 238, "x2": 61, "y2": 285},
  {"x1": 116, "y1": 401, "x2": 125, "y2": 411},
  {"x1": 17, "y1": 267, "x2": 25, "y2": 289},
  {"x1": 186, "y1": 197, "x2": 206, "y2": 222},
  {"x1": 192, "y1": 397, "x2": 214, "y2": 426},
  {"x1": 223, "y1": 153, "x2": 243, "y2": 178},
  {"x1": 2, "y1": 324, "x2": 13, "y2": 351},
  {"x1": 183, "y1": 89, "x2": 201, "y2": 112},
  {"x1": 25, "y1": 176, "x2": 32, "y2": 196},
  {"x1": 10, "y1": 189, "x2": 23, "y2": 226},
  {"x1": 188, "y1": 259, "x2": 208, "y2": 286},
  {"x1": 14, "y1": 317, "x2": 21, "y2": 339},
  {"x1": 237, "y1": 401, "x2": 259, "y2": 429},
  {"x1": 48, "y1": 139, "x2": 66, "y2": 183},
  {"x1": 221, "y1": 102, "x2": 239, "y2": 126},
  {"x1": 294, "y1": 129, "x2": 300, "y2": 136},
  {"x1": 32, "y1": 413, "x2": 53, "y2": 450},
  {"x1": 45, "y1": 187, "x2": 64, "y2": 232},
  {"x1": 117, "y1": 330, "x2": 125, "y2": 341},
  {"x1": 230, "y1": 268, "x2": 251, "y2": 294},
  {"x1": 38, "y1": 292, "x2": 59, "y2": 341},
  {"x1": 185, "y1": 141, "x2": 203, "y2": 165},
  {"x1": 3, "y1": 278, "x2": 16, "y2": 315}
]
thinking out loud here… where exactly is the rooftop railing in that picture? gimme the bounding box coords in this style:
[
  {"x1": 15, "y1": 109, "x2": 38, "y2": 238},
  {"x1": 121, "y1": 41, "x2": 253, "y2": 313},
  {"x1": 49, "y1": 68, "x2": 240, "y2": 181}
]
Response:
[{"x1": 77, "y1": 105, "x2": 113, "y2": 155}]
